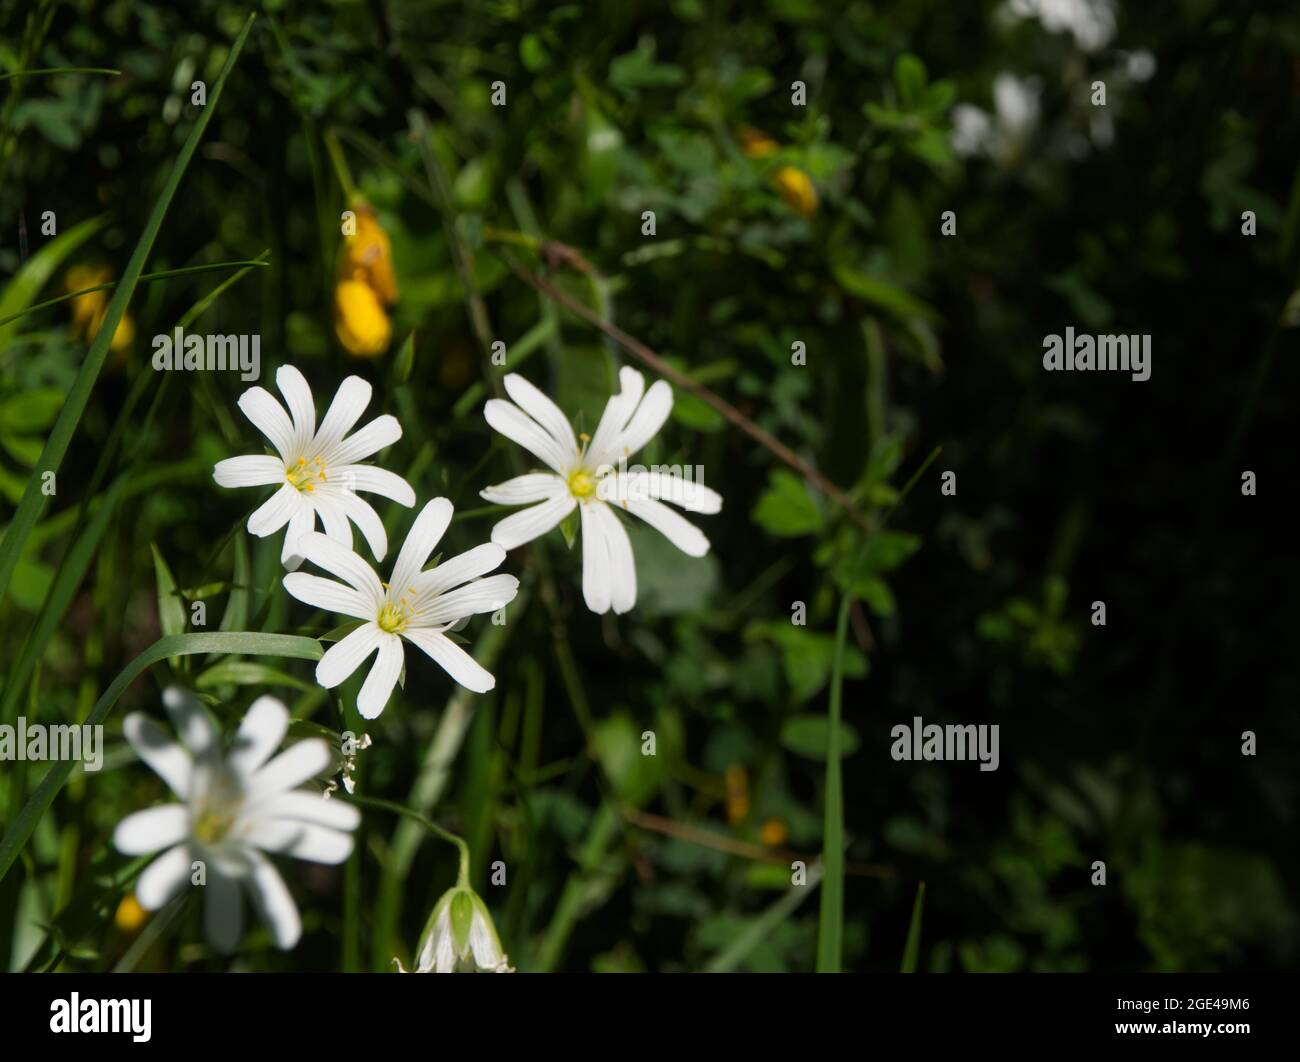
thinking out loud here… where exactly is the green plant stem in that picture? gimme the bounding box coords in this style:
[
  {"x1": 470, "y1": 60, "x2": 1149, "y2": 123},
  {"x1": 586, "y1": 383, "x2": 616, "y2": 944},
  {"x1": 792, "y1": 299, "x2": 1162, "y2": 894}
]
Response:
[
  {"x1": 0, "y1": 258, "x2": 269, "y2": 329},
  {"x1": 346, "y1": 794, "x2": 471, "y2": 884}
]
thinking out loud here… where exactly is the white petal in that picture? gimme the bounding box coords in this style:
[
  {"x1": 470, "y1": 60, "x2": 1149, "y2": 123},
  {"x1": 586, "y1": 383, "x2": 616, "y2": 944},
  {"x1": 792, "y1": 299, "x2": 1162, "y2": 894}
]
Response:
[
  {"x1": 468, "y1": 909, "x2": 506, "y2": 970},
  {"x1": 204, "y1": 867, "x2": 245, "y2": 954},
  {"x1": 297, "y1": 531, "x2": 385, "y2": 605},
  {"x1": 626, "y1": 497, "x2": 711, "y2": 557},
  {"x1": 334, "y1": 491, "x2": 389, "y2": 561},
  {"x1": 580, "y1": 503, "x2": 614, "y2": 614},
  {"x1": 484, "y1": 399, "x2": 570, "y2": 474},
  {"x1": 586, "y1": 502, "x2": 636, "y2": 614},
  {"x1": 402, "y1": 628, "x2": 496, "y2": 693},
  {"x1": 282, "y1": 504, "x2": 316, "y2": 570},
  {"x1": 356, "y1": 634, "x2": 404, "y2": 719},
  {"x1": 613, "y1": 379, "x2": 672, "y2": 459},
  {"x1": 605, "y1": 470, "x2": 722, "y2": 514},
  {"x1": 245, "y1": 819, "x2": 355, "y2": 864},
  {"x1": 314, "y1": 376, "x2": 372, "y2": 451},
  {"x1": 502, "y1": 373, "x2": 578, "y2": 456},
  {"x1": 587, "y1": 367, "x2": 645, "y2": 467},
  {"x1": 314, "y1": 495, "x2": 354, "y2": 552},
  {"x1": 412, "y1": 543, "x2": 505, "y2": 603},
  {"x1": 255, "y1": 791, "x2": 361, "y2": 831},
  {"x1": 419, "y1": 574, "x2": 519, "y2": 626},
  {"x1": 489, "y1": 493, "x2": 576, "y2": 551},
  {"x1": 333, "y1": 464, "x2": 416, "y2": 506},
  {"x1": 114, "y1": 804, "x2": 190, "y2": 855},
  {"x1": 480, "y1": 472, "x2": 567, "y2": 506},
  {"x1": 326, "y1": 414, "x2": 402, "y2": 466},
  {"x1": 213, "y1": 454, "x2": 285, "y2": 489},
  {"x1": 237, "y1": 387, "x2": 296, "y2": 460},
  {"x1": 282, "y1": 572, "x2": 374, "y2": 621},
  {"x1": 315, "y1": 622, "x2": 383, "y2": 688},
  {"x1": 227, "y1": 695, "x2": 290, "y2": 778},
  {"x1": 162, "y1": 686, "x2": 220, "y2": 759},
  {"x1": 246, "y1": 738, "x2": 332, "y2": 800},
  {"x1": 243, "y1": 849, "x2": 302, "y2": 950},
  {"x1": 389, "y1": 498, "x2": 453, "y2": 595},
  {"x1": 123, "y1": 714, "x2": 194, "y2": 799},
  {"x1": 276, "y1": 365, "x2": 317, "y2": 455},
  {"x1": 135, "y1": 843, "x2": 192, "y2": 910},
  {"x1": 247, "y1": 483, "x2": 303, "y2": 539}
]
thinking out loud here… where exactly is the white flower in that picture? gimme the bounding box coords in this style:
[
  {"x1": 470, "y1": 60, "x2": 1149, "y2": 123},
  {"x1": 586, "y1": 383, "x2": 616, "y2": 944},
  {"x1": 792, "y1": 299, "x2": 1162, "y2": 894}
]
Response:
[
  {"x1": 951, "y1": 74, "x2": 1041, "y2": 166},
  {"x1": 479, "y1": 369, "x2": 722, "y2": 615},
  {"x1": 283, "y1": 498, "x2": 519, "y2": 717},
  {"x1": 396, "y1": 886, "x2": 514, "y2": 973},
  {"x1": 113, "y1": 688, "x2": 359, "y2": 953},
  {"x1": 213, "y1": 365, "x2": 415, "y2": 569},
  {"x1": 1002, "y1": 0, "x2": 1116, "y2": 53}
]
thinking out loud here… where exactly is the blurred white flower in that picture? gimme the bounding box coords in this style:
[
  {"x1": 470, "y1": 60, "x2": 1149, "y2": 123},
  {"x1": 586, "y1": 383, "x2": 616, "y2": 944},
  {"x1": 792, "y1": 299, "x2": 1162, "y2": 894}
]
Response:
[
  {"x1": 1004, "y1": 0, "x2": 1116, "y2": 53},
  {"x1": 951, "y1": 74, "x2": 1042, "y2": 166},
  {"x1": 114, "y1": 689, "x2": 358, "y2": 953},
  {"x1": 283, "y1": 498, "x2": 518, "y2": 717},
  {"x1": 213, "y1": 365, "x2": 415, "y2": 569},
  {"x1": 395, "y1": 885, "x2": 513, "y2": 973},
  {"x1": 480, "y1": 369, "x2": 722, "y2": 615}
]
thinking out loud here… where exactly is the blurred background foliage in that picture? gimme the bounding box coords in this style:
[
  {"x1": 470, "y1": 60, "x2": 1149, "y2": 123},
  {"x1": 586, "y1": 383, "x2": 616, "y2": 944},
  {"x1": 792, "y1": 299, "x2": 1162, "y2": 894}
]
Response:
[{"x1": 0, "y1": 0, "x2": 1296, "y2": 972}]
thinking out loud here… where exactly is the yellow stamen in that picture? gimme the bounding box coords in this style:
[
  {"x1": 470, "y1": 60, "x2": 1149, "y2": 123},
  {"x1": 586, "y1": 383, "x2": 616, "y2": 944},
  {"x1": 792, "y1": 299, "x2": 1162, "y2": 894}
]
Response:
[{"x1": 568, "y1": 469, "x2": 597, "y2": 500}]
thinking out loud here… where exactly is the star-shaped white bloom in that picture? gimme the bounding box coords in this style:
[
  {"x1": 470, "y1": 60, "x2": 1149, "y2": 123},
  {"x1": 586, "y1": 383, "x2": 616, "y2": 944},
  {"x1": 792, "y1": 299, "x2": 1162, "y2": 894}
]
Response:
[
  {"x1": 480, "y1": 368, "x2": 722, "y2": 615},
  {"x1": 213, "y1": 365, "x2": 415, "y2": 568},
  {"x1": 395, "y1": 886, "x2": 514, "y2": 973},
  {"x1": 114, "y1": 688, "x2": 359, "y2": 953},
  {"x1": 283, "y1": 498, "x2": 519, "y2": 718}
]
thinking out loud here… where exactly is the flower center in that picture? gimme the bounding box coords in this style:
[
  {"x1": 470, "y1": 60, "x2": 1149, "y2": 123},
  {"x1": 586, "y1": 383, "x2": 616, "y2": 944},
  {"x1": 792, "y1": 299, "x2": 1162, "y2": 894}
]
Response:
[
  {"x1": 568, "y1": 469, "x2": 597, "y2": 500},
  {"x1": 378, "y1": 586, "x2": 420, "y2": 634},
  {"x1": 194, "y1": 808, "x2": 236, "y2": 845},
  {"x1": 286, "y1": 455, "x2": 329, "y2": 493}
]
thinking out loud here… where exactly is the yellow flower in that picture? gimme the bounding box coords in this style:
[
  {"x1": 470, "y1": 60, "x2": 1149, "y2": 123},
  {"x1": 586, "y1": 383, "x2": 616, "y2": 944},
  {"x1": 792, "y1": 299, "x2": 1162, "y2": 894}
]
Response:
[
  {"x1": 65, "y1": 265, "x2": 134, "y2": 352},
  {"x1": 114, "y1": 893, "x2": 149, "y2": 934},
  {"x1": 334, "y1": 277, "x2": 392, "y2": 357},
  {"x1": 341, "y1": 202, "x2": 398, "y2": 306},
  {"x1": 739, "y1": 125, "x2": 779, "y2": 159},
  {"x1": 724, "y1": 764, "x2": 750, "y2": 825},
  {"x1": 773, "y1": 166, "x2": 818, "y2": 218},
  {"x1": 759, "y1": 817, "x2": 789, "y2": 847}
]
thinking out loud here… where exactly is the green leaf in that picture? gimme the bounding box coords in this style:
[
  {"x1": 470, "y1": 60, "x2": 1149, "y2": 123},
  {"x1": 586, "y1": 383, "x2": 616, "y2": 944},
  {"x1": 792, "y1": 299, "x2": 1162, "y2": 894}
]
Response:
[
  {"x1": 0, "y1": 11, "x2": 257, "y2": 607},
  {"x1": 831, "y1": 262, "x2": 938, "y2": 324},
  {"x1": 151, "y1": 543, "x2": 186, "y2": 638},
  {"x1": 752, "y1": 469, "x2": 823, "y2": 536},
  {"x1": 894, "y1": 54, "x2": 927, "y2": 107},
  {"x1": 392, "y1": 331, "x2": 416, "y2": 384},
  {"x1": 195, "y1": 660, "x2": 316, "y2": 693},
  {"x1": 0, "y1": 630, "x2": 322, "y2": 884},
  {"x1": 901, "y1": 881, "x2": 926, "y2": 972},
  {"x1": 780, "y1": 714, "x2": 861, "y2": 761}
]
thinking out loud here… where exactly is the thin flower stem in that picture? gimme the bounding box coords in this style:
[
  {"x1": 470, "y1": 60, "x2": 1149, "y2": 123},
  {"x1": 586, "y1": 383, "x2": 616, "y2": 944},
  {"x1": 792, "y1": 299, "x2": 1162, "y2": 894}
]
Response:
[{"x1": 346, "y1": 794, "x2": 471, "y2": 885}]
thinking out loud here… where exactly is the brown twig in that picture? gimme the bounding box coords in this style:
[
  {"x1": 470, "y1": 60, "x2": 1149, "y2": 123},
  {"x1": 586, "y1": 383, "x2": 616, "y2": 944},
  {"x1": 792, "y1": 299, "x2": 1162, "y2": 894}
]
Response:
[
  {"x1": 622, "y1": 807, "x2": 896, "y2": 879},
  {"x1": 505, "y1": 255, "x2": 875, "y2": 534}
]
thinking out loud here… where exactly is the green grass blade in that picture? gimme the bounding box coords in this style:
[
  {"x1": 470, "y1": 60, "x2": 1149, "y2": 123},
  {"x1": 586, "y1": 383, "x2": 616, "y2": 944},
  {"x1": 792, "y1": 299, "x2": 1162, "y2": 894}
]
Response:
[
  {"x1": 815, "y1": 588, "x2": 853, "y2": 972},
  {"x1": 706, "y1": 862, "x2": 824, "y2": 973},
  {"x1": 0, "y1": 629, "x2": 320, "y2": 884},
  {"x1": 0, "y1": 67, "x2": 120, "y2": 82},
  {"x1": 0, "y1": 258, "x2": 270, "y2": 330},
  {"x1": 0, "y1": 11, "x2": 257, "y2": 606},
  {"x1": 901, "y1": 881, "x2": 926, "y2": 973},
  {"x1": 0, "y1": 215, "x2": 107, "y2": 350}
]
